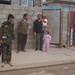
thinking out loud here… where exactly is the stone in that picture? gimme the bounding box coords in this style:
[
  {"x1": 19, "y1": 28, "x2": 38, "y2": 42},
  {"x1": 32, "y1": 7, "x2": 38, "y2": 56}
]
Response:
[
  {"x1": 15, "y1": 15, "x2": 23, "y2": 19},
  {"x1": 12, "y1": 5, "x2": 21, "y2": 10},
  {"x1": 0, "y1": 19, "x2": 7, "y2": 23},
  {"x1": 10, "y1": 10, "x2": 18, "y2": 15},
  {"x1": 0, "y1": 14, "x2": 7, "y2": 19},
  {"x1": 31, "y1": 16, "x2": 37, "y2": 20},
  {"x1": 34, "y1": 10, "x2": 42, "y2": 15},
  {"x1": 18, "y1": 11, "x2": 27, "y2": 15},
  {"x1": 5, "y1": 5, "x2": 12, "y2": 9},
  {"x1": 0, "y1": 4, "x2": 5, "y2": 9},
  {"x1": 28, "y1": 10, "x2": 34, "y2": 15},
  {"x1": 12, "y1": 0, "x2": 19, "y2": 4},
  {"x1": 2, "y1": 9, "x2": 10, "y2": 14}
]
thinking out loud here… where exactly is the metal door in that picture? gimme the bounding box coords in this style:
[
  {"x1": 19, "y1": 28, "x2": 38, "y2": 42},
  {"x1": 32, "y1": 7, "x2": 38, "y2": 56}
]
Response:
[{"x1": 42, "y1": 9, "x2": 61, "y2": 45}]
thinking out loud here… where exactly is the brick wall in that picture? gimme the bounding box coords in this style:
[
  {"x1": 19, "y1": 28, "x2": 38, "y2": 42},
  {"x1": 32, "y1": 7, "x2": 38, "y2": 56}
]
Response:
[{"x1": 0, "y1": 0, "x2": 42, "y2": 49}]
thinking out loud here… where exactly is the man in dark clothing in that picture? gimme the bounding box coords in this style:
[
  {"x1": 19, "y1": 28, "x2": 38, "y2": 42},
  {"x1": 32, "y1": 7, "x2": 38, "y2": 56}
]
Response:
[{"x1": 33, "y1": 14, "x2": 44, "y2": 51}]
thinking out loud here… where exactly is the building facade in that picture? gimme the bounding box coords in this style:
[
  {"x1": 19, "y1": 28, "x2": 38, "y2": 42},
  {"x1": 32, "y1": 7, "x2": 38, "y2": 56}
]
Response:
[
  {"x1": 42, "y1": 1, "x2": 75, "y2": 47},
  {"x1": 0, "y1": 0, "x2": 42, "y2": 49},
  {"x1": 0, "y1": 0, "x2": 75, "y2": 48}
]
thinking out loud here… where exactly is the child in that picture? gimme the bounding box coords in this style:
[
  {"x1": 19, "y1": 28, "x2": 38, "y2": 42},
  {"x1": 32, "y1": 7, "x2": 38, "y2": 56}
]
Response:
[
  {"x1": 42, "y1": 30, "x2": 51, "y2": 52},
  {"x1": 42, "y1": 16, "x2": 48, "y2": 30}
]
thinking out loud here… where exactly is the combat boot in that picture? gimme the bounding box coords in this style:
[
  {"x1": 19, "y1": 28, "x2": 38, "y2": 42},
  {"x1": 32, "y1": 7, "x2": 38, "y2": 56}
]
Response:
[{"x1": 1, "y1": 63, "x2": 5, "y2": 67}]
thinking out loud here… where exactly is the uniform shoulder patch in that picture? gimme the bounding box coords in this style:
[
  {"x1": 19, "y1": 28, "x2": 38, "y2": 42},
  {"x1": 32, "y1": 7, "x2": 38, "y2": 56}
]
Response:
[
  {"x1": 3, "y1": 21, "x2": 8, "y2": 25},
  {"x1": 2, "y1": 21, "x2": 8, "y2": 27}
]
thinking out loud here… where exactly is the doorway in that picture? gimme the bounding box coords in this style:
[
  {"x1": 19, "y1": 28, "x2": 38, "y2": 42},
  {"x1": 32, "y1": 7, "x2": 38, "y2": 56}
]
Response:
[
  {"x1": 42, "y1": 9, "x2": 61, "y2": 45},
  {"x1": 70, "y1": 11, "x2": 75, "y2": 46}
]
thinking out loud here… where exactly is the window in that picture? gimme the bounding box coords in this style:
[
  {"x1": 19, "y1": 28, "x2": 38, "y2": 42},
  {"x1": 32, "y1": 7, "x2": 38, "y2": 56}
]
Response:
[
  {"x1": 20, "y1": 0, "x2": 33, "y2": 6},
  {"x1": 42, "y1": 0, "x2": 46, "y2": 2},
  {"x1": 28, "y1": 0, "x2": 33, "y2": 6},
  {"x1": 0, "y1": 0, "x2": 11, "y2": 4}
]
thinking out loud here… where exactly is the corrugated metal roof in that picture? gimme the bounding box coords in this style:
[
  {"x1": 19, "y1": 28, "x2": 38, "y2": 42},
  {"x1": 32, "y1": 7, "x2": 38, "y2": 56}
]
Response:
[{"x1": 43, "y1": 0, "x2": 75, "y2": 5}]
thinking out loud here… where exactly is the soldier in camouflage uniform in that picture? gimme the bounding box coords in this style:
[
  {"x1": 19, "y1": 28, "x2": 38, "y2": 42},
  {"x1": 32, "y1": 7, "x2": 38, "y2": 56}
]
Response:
[{"x1": 0, "y1": 14, "x2": 15, "y2": 67}]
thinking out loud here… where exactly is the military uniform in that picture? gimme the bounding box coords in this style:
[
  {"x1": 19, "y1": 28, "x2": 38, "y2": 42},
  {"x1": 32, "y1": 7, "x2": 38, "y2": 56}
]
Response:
[{"x1": 0, "y1": 21, "x2": 15, "y2": 63}]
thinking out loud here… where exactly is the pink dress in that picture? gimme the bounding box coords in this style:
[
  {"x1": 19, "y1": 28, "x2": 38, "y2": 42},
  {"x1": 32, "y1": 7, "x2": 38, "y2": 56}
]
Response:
[{"x1": 43, "y1": 34, "x2": 51, "y2": 52}]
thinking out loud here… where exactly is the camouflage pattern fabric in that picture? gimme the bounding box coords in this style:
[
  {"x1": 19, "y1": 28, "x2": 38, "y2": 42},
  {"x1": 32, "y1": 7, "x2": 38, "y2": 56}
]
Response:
[{"x1": 0, "y1": 21, "x2": 15, "y2": 63}]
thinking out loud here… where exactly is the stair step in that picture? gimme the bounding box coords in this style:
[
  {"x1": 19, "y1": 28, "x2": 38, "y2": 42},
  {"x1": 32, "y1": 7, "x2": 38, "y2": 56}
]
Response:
[{"x1": 50, "y1": 45, "x2": 61, "y2": 48}]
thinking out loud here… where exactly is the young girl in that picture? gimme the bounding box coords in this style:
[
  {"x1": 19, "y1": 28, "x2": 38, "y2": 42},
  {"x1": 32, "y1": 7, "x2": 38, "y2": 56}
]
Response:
[{"x1": 42, "y1": 30, "x2": 51, "y2": 52}]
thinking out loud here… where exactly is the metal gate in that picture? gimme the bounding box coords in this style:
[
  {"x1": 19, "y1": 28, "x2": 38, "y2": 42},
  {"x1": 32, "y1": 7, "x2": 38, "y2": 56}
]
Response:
[
  {"x1": 42, "y1": 9, "x2": 61, "y2": 45},
  {"x1": 70, "y1": 11, "x2": 75, "y2": 46}
]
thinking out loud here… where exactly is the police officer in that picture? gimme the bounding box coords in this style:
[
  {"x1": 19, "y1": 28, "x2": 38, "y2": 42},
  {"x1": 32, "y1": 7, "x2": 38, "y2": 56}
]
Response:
[{"x1": 0, "y1": 14, "x2": 15, "y2": 67}]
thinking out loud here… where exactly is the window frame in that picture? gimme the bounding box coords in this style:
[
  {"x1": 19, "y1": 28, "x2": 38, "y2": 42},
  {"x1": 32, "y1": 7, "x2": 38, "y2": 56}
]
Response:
[{"x1": 20, "y1": 0, "x2": 34, "y2": 7}]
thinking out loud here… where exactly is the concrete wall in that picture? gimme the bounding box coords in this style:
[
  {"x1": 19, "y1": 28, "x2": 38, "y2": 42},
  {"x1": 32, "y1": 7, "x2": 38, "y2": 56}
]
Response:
[
  {"x1": 33, "y1": 0, "x2": 41, "y2": 7},
  {"x1": 0, "y1": 0, "x2": 42, "y2": 49},
  {"x1": 61, "y1": 11, "x2": 69, "y2": 45}
]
